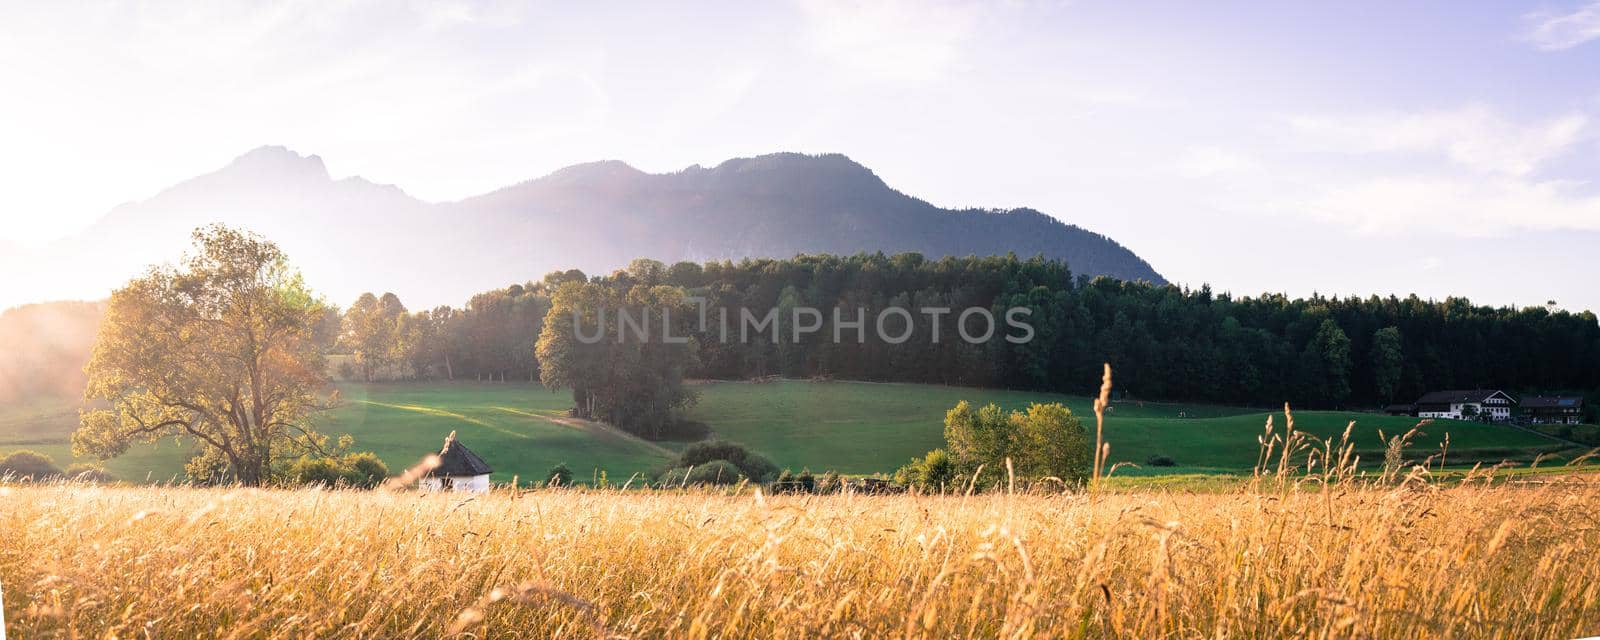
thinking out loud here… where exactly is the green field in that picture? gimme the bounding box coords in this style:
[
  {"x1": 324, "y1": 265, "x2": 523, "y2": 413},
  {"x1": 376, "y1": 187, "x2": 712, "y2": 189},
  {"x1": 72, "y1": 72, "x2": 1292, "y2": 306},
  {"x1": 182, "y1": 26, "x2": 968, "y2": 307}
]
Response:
[
  {"x1": 685, "y1": 380, "x2": 1570, "y2": 474},
  {"x1": 0, "y1": 384, "x2": 674, "y2": 484},
  {"x1": 1, "y1": 380, "x2": 1575, "y2": 483}
]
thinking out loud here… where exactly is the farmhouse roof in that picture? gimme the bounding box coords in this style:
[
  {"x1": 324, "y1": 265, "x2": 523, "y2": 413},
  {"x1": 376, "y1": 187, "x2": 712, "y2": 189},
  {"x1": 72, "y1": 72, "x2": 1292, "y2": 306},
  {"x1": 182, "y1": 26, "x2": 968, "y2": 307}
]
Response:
[
  {"x1": 1520, "y1": 396, "x2": 1584, "y2": 409},
  {"x1": 426, "y1": 431, "x2": 494, "y2": 477},
  {"x1": 1415, "y1": 390, "x2": 1514, "y2": 405}
]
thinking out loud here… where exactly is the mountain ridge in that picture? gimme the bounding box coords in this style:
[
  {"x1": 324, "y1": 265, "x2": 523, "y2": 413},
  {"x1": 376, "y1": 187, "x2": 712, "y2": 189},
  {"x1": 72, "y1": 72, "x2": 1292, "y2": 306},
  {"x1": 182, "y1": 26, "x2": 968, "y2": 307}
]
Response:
[{"x1": 1, "y1": 147, "x2": 1164, "y2": 311}]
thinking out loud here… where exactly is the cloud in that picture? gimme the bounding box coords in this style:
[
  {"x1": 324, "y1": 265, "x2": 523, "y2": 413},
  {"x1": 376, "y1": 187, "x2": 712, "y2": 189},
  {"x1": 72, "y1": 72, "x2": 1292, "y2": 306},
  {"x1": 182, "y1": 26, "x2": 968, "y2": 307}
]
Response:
[
  {"x1": 1174, "y1": 147, "x2": 1261, "y2": 178},
  {"x1": 1299, "y1": 175, "x2": 1600, "y2": 235},
  {"x1": 1523, "y1": 1, "x2": 1600, "y2": 50},
  {"x1": 795, "y1": 0, "x2": 982, "y2": 83},
  {"x1": 1286, "y1": 107, "x2": 1588, "y2": 177},
  {"x1": 408, "y1": 0, "x2": 529, "y2": 30},
  {"x1": 1176, "y1": 107, "x2": 1600, "y2": 237}
]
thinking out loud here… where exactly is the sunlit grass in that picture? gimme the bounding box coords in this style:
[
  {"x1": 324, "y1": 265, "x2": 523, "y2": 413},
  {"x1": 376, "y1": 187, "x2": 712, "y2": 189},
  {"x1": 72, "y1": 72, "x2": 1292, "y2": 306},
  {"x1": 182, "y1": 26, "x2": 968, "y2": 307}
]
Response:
[
  {"x1": 1, "y1": 381, "x2": 1573, "y2": 483},
  {"x1": 3, "y1": 470, "x2": 1598, "y2": 638}
]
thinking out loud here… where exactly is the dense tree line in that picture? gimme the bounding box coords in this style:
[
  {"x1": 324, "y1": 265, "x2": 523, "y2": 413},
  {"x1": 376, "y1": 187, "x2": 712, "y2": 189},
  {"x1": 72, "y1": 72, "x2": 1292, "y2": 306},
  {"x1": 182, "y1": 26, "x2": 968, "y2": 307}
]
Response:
[
  {"x1": 554, "y1": 253, "x2": 1600, "y2": 412},
  {"x1": 336, "y1": 282, "x2": 555, "y2": 383},
  {"x1": 342, "y1": 252, "x2": 1599, "y2": 421}
]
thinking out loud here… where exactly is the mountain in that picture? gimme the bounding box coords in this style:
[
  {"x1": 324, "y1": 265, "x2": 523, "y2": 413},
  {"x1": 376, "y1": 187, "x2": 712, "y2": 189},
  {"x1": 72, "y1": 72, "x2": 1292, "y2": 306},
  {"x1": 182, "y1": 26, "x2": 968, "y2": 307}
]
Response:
[
  {"x1": 457, "y1": 153, "x2": 1164, "y2": 287},
  {"x1": 6, "y1": 147, "x2": 444, "y2": 309},
  {"x1": 2, "y1": 147, "x2": 1163, "y2": 311}
]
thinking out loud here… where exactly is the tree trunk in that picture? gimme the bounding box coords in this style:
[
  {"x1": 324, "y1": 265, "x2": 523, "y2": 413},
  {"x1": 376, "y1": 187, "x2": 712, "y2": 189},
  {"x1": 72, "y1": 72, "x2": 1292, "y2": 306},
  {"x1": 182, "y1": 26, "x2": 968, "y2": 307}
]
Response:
[{"x1": 236, "y1": 457, "x2": 266, "y2": 487}]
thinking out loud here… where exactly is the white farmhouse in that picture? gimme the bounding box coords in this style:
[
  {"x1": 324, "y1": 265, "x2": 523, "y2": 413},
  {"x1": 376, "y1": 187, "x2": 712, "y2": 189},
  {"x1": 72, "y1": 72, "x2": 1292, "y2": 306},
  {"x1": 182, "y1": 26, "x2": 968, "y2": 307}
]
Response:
[
  {"x1": 1414, "y1": 390, "x2": 1516, "y2": 422},
  {"x1": 419, "y1": 431, "x2": 494, "y2": 494}
]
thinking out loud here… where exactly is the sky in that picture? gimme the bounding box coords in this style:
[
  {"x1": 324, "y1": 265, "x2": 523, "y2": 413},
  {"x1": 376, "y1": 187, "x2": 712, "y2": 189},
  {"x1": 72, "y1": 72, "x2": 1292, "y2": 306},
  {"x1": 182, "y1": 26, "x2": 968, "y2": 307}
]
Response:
[{"x1": 2, "y1": 0, "x2": 1599, "y2": 311}]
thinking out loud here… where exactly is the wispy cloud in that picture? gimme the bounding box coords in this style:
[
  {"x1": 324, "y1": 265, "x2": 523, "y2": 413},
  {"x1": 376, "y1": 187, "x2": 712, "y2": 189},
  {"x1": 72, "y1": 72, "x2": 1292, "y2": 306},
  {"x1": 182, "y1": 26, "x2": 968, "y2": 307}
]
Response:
[
  {"x1": 1189, "y1": 107, "x2": 1600, "y2": 236},
  {"x1": 1523, "y1": 1, "x2": 1600, "y2": 50},
  {"x1": 1173, "y1": 147, "x2": 1261, "y2": 178},
  {"x1": 795, "y1": 0, "x2": 983, "y2": 83},
  {"x1": 1300, "y1": 175, "x2": 1600, "y2": 235},
  {"x1": 1286, "y1": 107, "x2": 1588, "y2": 177},
  {"x1": 1108, "y1": 105, "x2": 1600, "y2": 242}
]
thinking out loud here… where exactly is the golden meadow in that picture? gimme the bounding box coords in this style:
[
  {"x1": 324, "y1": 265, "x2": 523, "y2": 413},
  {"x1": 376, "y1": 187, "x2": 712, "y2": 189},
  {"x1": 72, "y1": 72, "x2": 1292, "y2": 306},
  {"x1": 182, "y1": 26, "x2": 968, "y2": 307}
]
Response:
[{"x1": 3, "y1": 401, "x2": 1599, "y2": 638}]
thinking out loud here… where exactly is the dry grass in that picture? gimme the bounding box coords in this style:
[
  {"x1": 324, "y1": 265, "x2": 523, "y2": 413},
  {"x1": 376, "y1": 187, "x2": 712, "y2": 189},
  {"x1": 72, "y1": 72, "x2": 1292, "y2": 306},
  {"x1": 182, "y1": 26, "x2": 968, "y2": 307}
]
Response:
[
  {"x1": 3, "y1": 472, "x2": 1599, "y2": 639},
  {"x1": 5, "y1": 394, "x2": 1597, "y2": 638}
]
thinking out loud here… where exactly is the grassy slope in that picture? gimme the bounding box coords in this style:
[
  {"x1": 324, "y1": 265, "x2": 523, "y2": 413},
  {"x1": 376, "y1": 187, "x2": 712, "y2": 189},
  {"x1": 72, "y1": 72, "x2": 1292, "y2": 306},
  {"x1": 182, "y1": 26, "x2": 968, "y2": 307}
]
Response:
[
  {"x1": 1, "y1": 380, "x2": 1571, "y2": 482},
  {"x1": 0, "y1": 385, "x2": 676, "y2": 484},
  {"x1": 686, "y1": 380, "x2": 1566, "y2": 474},
  {"x1": 327, "y1": 383, "x2": 672, "y2": 483}
]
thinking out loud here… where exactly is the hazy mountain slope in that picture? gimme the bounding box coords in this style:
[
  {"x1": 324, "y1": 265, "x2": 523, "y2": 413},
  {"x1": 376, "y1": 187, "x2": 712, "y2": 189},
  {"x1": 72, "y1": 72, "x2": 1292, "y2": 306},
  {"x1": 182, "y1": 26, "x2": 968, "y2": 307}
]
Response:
[
  {"x1": 457, "y1": 153, "x2": 1164, "y2": 286},
  {"x1": 21, "y1": 147, "x2": 455, "y2": 309},
  {"x1": 0, "y1": 300, "x2": 104, "y2": 402},
  {"x1": 8, "y1": 148, "x2": 1163, "y2": 311}
]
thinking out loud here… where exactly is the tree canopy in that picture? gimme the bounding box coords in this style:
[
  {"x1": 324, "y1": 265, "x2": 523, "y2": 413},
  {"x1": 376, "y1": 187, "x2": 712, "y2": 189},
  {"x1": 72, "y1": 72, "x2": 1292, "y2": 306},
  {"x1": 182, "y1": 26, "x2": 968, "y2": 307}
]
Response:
[
  {"x1": 73, "y1": 226, "x2": 343, "y2": 486},
  {"x1": 536, "y1": 276, "x2": 700, "y2": 437},
  {"x1": 318, "y1": 252, "x2": 1599, "y2": 418}
]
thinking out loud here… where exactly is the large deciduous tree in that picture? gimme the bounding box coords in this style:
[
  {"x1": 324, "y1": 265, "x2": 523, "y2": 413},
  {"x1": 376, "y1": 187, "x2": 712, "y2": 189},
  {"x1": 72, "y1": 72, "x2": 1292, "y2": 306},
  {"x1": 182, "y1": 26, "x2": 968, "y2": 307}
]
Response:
[
  {"x1": 537, "y1": 274, "x2": 700, "y2": 438},
  {"x1": 73, "y1": 225, "x2": 338, "y2": 486}
]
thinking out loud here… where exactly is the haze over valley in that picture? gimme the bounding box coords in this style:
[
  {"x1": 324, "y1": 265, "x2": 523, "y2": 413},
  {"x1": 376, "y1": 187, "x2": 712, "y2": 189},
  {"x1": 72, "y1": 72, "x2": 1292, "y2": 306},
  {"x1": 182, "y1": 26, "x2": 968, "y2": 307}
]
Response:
[{"x1": 0, "y1": 146, "x2": 1162, "y2": 312}]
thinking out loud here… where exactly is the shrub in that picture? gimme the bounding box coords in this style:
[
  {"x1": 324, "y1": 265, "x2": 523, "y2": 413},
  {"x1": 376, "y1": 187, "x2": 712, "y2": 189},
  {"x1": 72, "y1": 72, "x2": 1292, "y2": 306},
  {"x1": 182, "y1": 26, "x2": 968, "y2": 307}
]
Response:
[
  {"x1": 285, "y1": 457, "x2": 347, "y2": 487},
  {"x1": 686, "y1": 460, "x2": 743, "y2": 485},
  {"x1": 656, "y1": 467, "x2": 691, "y2": 487},
  {"x1": 796, "y1": 468, "x2": 816, "y2": 492},
  {"x1": 547, "y1": 463, "x2": 574, "y2": 487},
  {"x1": 894, "y1": 449, "x2": 957, "y2": 492},
  {"x1": 943, "y1": 401, "x2": 1090, "y2": 488},
  {"x1": 1146, "y1": 455, "x2": 1177, "y2": 467},
  {"x1": 738, "y1": 452, "x2": 780, "y2": 483},
  {"x1": 771, "y1": 468, "x2": 809, "y2": 493},
  {"x1": 815, "y1": 470, "x2": 842, "y2": 494},
  {"x1": 282, "y1": 452, "x2": 390, "y2": 489},
  {"x1": 342, "y1": 452, "x2": 389, "y2": 489},
  {"x1": 674, "y1": 440, "x2": 778, "y2": 482},
  {"x1": 0, "y1": 450, "x2": 63, "y2": 480},
  {"x1": 63, "y1": 464, "x2": 116, "y2": 484}
]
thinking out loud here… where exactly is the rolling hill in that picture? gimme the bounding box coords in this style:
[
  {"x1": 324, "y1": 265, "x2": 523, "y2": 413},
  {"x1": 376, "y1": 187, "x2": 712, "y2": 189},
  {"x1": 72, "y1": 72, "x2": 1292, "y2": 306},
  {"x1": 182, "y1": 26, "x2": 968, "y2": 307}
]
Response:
[
  {"x1": 0, "y1": 147, "x2": 1163, "y2": 312},
  {"x1": 2, "y1": 380, "x2": 1570, "y2": 483}
]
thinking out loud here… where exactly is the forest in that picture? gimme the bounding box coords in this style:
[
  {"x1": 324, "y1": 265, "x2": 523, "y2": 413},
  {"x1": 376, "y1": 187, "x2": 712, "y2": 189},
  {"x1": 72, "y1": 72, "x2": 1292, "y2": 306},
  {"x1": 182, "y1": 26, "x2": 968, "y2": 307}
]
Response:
[{"x1": 335, "y1": 252, "x2": 1600, "y2": 417}]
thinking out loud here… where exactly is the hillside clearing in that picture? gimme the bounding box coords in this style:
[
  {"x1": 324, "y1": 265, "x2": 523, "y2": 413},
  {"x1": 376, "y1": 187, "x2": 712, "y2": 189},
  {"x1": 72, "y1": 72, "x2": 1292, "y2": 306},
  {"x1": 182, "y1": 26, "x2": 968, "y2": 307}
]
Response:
[
  {"x1": 0, "y1": 380, "x2": 1575, "y2": 483},
  {"x1": 685, "y1": 379, "x2": 1567, "y2": 474}
]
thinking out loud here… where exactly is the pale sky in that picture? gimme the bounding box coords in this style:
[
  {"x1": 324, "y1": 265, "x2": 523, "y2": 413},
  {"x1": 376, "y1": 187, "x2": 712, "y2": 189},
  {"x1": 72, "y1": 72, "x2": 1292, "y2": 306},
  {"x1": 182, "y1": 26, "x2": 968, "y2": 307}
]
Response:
[{"x1": 2, "y1": 1, "x2": 1599, "y2": 311}]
